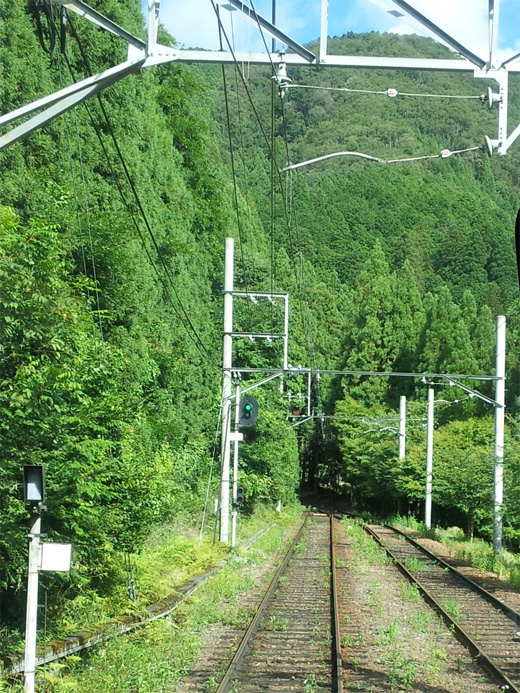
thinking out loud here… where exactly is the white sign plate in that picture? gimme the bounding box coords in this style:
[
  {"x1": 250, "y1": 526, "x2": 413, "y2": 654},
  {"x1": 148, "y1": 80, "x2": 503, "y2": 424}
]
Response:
[
  {"x1": 40, "y1": 543, "x2": 72, "y2": 572},
  {"x1": 228, "y1": 431, "x2": 244, "y2": 442}
]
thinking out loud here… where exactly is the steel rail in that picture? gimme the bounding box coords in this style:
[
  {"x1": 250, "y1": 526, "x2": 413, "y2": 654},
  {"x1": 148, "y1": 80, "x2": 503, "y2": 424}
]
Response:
[
  {"x1": 330, "y1": 517, "x2": 344, "y2": 693},
  {"x1": 0, "y1": 523, "x2": 278, "y2": 677},
  {"x1": 386, "y1": 524, "x2": 520, "y2": 626},
  {"x1": 214, "y1": 513, "x2": 310, "y2": 693},
  {"x1": 365, "y1": 525, "x2": 520, "y2": 693}
]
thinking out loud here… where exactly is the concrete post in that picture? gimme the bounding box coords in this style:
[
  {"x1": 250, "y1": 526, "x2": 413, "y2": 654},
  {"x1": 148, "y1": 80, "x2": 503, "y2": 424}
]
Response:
[
  {"x1": 220, "y1": 238, "x2": 234, "y2": 542},
  {"x1": 494, "y1": 315, "x2": 506, "y2": 555},
  {"x1": 425, "y1": 388, "x2": 434, "y2": 530},
  {"x1": 24, "y1": 511, "x2": 41, "y2": 693}
]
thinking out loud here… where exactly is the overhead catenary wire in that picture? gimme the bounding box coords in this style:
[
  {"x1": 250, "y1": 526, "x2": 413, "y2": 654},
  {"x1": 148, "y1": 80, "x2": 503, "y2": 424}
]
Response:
[
  {"x1": 283, "y1": 83, "x2": 485, "y2": 100},
  {"x1": 65, "y1": 14, "x2": 216, "y2": 365},
  {"x1": 280, "y1": 145, "x2": 482, "y2": 172},
  {"x1": 211, "y1": 0, "x2": 315, "y2": 372},
  {"x1": 239, "y1": 1, "x2": 322, "y2": 394},
  {"x1": 217, "y1": 7, "x2": 253, "y2": 330}
]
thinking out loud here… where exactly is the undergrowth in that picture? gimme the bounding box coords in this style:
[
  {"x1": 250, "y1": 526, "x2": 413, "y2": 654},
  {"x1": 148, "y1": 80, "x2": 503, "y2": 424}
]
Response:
[
  {"x1": 389, "y1": 514, "x2": 520, "y2": 587},
  {"x1": 12, "y1": 504, "x2": 302, "y2": 692}
]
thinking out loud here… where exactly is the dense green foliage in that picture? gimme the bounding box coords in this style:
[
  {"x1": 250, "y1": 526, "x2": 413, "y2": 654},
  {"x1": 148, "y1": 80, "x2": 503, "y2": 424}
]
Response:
[
  {"x1": 0, "y1": 0, "x2": 300, "y2": 640},
  {"x1": 215, "y1": 33, "x2": 520, "y2": 543},
  {"x1": 2, "y1": 0, "x2": 520, "y2": 647}
]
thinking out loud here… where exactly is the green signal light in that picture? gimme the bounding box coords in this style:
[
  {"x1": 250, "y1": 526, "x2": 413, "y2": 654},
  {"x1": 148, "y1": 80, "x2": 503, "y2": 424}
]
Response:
[{"x1": 239, "y1": 396, "x2": 257, "y2": 427}]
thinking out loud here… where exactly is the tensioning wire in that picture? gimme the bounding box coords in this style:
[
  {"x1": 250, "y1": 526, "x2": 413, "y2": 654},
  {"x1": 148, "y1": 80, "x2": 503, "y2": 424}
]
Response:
[
  {"x1": 244, "y1": 0, "x2": 322, "y2": 382},
  {"x1": 284, "y1": 83, "x2": 484, "y2": 100},
  {"x1": 280, "y1": 145, "x2": 482, "y2": 172},
  {"x1": 66, "y1": 15, "x2": 216, "y2": 366}
]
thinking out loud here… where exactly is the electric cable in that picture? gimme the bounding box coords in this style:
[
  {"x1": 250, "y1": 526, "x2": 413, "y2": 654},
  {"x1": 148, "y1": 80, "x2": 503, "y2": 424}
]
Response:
[
  {"x1": 244, "y1": 0, "x2": 322, "y2": 392},
  {"x1": 283, "y1": 83, "x2": 484, "y2": 100},
  {"x1": 44, "y1": 4, "x2": 105, "y2": 343},
  {"x1": 199, "y1": 398, "x2": 223, "y2": 543},
  {"x1": 217, "y1": 7, "x2": 253, "y2": 330},
  {"x1": 65, "y1": 15, "x2": 216, "y2": 364},
  {"x1": 31, "y1": 0, "x2": 56, "y2": 55}
]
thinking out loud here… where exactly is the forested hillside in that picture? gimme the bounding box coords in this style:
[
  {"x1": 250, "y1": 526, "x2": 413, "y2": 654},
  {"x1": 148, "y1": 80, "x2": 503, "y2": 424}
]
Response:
[
  {"x1": 2, "y1": 0, "x2": 520, "y2": 645},
  {"x1": 211, "y1": 32, "x2": 520, "y2": 540}
]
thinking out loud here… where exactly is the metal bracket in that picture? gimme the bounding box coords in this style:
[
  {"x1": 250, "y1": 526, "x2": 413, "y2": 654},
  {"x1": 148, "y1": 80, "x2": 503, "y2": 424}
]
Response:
[{"x1": 2, "y1": 0, "x2": 520, "y2": 155}]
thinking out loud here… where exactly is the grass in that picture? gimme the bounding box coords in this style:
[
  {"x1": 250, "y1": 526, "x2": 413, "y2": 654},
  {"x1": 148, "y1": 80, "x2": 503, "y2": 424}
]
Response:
[
  {"x1": 389, "y1": 514, "x2": 520, "y2": 587},
  {"x1": 342, "y1": 517, "x2": 461, "y2": 690},
  {"x1": 440, "y1": 598, "x2": 464, "y2": 620},
  {"x1": 399, "y1": 582, "x2": 421, "y2": 603},
  {"x1": 402, "y1": 556, "x2": 433, "y2": 572},
  {"x1": 342, "y1": 520, "x2": 387, "y2": 567},
  {"x1": 13, "y1": 505, "x2": 303, "y2": 692}
]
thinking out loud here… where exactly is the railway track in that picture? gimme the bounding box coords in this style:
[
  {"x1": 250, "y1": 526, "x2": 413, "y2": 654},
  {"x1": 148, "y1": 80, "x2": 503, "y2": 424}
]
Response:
[
  {"x1": 183, "y1": 516, "x2": 517, "y2": 691},
  {"x1": 214, "y1": 513, "x2": 342, "y2": 692},
  {"x1": 367, "y1": 523, "x2": 520, "y2": 692}
]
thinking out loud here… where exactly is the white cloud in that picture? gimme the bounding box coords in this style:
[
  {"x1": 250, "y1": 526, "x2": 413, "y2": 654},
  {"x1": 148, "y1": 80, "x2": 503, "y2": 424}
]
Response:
[
  {"x1": 158, "y1": 0, "x2": 224, "y2": 49},
  {"x1": 155, "y1": 0, "x2": 519, "y2": 63}
]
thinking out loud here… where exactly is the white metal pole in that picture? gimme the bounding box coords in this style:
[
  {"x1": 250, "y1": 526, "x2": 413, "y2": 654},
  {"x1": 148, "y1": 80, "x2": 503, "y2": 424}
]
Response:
[
  {"x1": 489, "y1": 0, "x2": 501, "y2": 68},
  {"x1": 24, "y1": 511, "x2": 41, "y2": 693},
  {"x1": 497, "y1": 71, "x2": 509, "y2": 154},
  {"x1": 231, "y1": 383, "x2": 240, "y2": 549},
  {"x1": 147, "y1": 0, "x2": 158, "y2": 52},
  {"x1": 220, "y1": 238, "x2": 234, "y2": 543},
  {"x1": 494, "y1": 315, "x2": 506, "y2": 555},
  {"x1": 425, "y1": 388, "x2": 434, "y2": 530},
  {"x1": 399, "y1": 395, "x2": 406, "y2": 461},
  {"x1": 319, "y1": 0, "x2": 329, "y2": 62}
]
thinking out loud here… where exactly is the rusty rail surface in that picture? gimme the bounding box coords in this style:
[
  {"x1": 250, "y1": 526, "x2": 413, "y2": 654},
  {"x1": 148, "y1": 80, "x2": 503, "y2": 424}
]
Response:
[
  {"x1": 215, "y1": 513, "x2": 343, "y2": 692},
  {"x1": 366, "y1": 524, "x2": 520, "y2": 693}
]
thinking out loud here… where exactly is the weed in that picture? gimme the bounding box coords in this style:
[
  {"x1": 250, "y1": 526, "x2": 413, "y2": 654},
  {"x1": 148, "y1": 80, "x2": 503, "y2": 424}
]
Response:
[
  {"x1": 380, "y1": 646, "x2": 416, "y2": 689},
  {"x1": 377, "y1": 619, "x2": 399, "y2": 646},
  {"x1": 205, "y1": 676, "x2": 219, "y2": 692},
  {"x1": 366, "y1": 580, "x2": 383, "y2": 616},
  {"x1": 412, "y1": 609, "x2": 432, "y2": 633},
  {"x1": 441, "y1": 598, "x2": 463, "y2": 620},
  {"x1": 426, "y1": 646, "x2": 448, "y2": 683},
  {"x1": 268, "y1": 611, "x2": 286, "y2": 631},
  {"x1": 403, "y1": 557, "x2": 430, "y2": 572},
  {"x1": 345, "y1": 523, "x2": 387, "y2": 567},
  {"x1": 303, "y1": 673, "x2": 318, "y2": 692},
  {"x1": 399, "y1": 582, "x2": 421, "y2": 603},
  {"x1": 342, "y1": 633, "x2": 354, "y2": 647}
]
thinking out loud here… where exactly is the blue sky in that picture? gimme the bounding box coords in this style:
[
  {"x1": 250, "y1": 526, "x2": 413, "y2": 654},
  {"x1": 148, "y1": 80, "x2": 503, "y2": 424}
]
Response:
[{"x1": 147, "y1": 0, "x2": 520, "y2": 62}]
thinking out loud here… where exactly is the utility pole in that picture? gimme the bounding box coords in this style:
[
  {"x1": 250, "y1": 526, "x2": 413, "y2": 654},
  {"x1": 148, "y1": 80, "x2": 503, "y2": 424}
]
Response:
[
  {"x1": 24, "y1": 508, "x2": 42, "y2": 693},
  {"x1": 494, "y1": 315, "x2": 506, "y2": 555},
  {"x1": 220, "y1": 238, "x2": 234, "y2": 542},
  {"x1": 231, "y1": 382, "x2": 240, "y2": 549},
  {"x1": 425, "y1": 388, "x2": 434, "y2": 530},
  {"x1": 399, "y1": 395, "x2": 406, "y2": 461},
  {"x1": 23, "y1": 465, "x2": 46, "y2": 693}
]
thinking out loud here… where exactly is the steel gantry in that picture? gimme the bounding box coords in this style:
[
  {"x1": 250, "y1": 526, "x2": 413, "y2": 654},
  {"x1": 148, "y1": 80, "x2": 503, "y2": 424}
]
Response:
[{"x1": 2, "y1": 0, "x2": 520, "y2": 155}]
